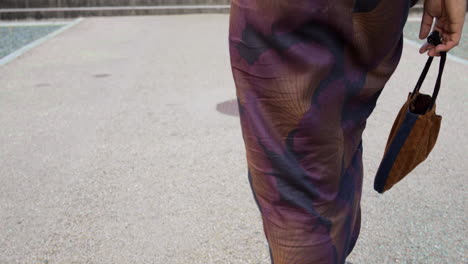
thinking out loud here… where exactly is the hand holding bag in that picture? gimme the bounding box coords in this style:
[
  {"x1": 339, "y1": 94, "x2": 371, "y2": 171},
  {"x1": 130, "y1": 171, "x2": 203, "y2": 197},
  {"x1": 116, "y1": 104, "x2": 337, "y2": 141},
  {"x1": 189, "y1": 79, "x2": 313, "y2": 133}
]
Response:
[{"x1": 374, "y1": 31, "x2": 447, "y2": 194}]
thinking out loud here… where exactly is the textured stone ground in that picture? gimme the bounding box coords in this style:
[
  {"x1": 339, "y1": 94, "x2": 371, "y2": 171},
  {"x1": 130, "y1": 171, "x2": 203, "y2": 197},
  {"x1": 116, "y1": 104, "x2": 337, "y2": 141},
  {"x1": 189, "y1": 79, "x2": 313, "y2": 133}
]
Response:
[{"x1": 0, "y1": 15, "x2": 466, "y2": 264}]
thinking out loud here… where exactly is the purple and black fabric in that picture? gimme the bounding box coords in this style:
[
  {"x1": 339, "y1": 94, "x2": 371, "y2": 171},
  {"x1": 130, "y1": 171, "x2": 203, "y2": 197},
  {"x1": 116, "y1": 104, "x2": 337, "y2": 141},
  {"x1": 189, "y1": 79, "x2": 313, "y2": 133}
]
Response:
[{"x1": 229, "y1": 0, "x2": 418, "y2": 263}]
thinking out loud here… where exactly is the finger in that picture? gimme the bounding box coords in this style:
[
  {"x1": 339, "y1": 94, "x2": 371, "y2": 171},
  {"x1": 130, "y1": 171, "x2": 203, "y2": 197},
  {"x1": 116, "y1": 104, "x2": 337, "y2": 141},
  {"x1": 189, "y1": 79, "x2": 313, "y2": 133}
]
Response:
[
  {"x1": 434, "y1": 43, "x2": 455, "y2": 53},
  {"x1": 428, "y1": 48, "x2": 441, "y2": 57},
  {"x1": 435, "y1": 37, "x2": 461, "y2": 52},
  {"x1": 419, "y1": 43, "x2": 435, "y2": 54},
  {"x1": 419, "y1": 11, "x2": 434, "y2": 39}
]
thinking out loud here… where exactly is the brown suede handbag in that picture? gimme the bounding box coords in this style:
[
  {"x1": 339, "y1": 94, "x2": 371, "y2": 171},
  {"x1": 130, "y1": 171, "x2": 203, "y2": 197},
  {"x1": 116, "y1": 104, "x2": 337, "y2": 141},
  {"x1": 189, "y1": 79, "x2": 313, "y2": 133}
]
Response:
[{"x1": 374, "y1": 31, "x2": 447, "y2": 194}]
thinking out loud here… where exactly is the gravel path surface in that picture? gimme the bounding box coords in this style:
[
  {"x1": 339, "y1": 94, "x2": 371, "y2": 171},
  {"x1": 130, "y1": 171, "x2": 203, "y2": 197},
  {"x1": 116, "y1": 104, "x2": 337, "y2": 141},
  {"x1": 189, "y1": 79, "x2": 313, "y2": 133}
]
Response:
[
  {"x1": 0, "y1": 15, "x2": 466, "y2": 264},
  {"x1": 0, "y1": 25, "x2": 64, "y2": 59}
]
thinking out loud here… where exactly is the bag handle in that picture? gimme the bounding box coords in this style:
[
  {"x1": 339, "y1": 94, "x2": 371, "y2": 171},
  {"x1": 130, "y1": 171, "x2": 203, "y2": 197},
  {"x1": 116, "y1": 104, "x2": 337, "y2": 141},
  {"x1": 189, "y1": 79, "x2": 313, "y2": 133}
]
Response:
[{"x1": 411, "y1": 31, "x2": 447, "y2": 110}]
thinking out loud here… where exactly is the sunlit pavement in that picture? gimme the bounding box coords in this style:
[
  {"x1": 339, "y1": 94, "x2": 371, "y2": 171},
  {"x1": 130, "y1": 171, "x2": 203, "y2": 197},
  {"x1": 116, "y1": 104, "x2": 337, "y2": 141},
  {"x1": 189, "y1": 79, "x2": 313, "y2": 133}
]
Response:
[{"x1": 0, "y1": 15, "x2": 466, "y2": 263}]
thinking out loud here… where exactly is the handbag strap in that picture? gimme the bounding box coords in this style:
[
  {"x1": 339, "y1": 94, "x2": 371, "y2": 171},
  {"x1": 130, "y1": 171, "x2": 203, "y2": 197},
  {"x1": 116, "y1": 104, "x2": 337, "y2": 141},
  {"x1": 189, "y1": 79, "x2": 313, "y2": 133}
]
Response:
[{"x1": 411, "y1": 31, "x2": 447, "y2": 110}]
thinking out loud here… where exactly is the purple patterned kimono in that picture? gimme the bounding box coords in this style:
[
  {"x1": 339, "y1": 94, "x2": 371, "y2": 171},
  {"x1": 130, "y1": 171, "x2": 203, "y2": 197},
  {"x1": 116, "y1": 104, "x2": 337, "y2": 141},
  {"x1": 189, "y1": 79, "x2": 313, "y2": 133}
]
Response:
[{"x1": 228, "y1": 0, "x2": 418, "y2": 263}]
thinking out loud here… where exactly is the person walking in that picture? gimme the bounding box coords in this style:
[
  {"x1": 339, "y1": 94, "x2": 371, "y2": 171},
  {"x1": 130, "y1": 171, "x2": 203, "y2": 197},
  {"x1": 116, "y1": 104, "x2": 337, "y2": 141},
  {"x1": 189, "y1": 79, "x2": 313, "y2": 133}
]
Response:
[{"x1": 228, "y1": 0, "x2": 465, "y2": 263}]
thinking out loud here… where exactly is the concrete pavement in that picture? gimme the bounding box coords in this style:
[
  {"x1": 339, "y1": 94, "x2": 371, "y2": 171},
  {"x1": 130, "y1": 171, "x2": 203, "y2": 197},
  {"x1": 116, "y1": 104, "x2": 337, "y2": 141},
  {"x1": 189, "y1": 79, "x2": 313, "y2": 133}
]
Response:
[{"x1": 0, "y1": 15, "x2": 466, "y2": 263}]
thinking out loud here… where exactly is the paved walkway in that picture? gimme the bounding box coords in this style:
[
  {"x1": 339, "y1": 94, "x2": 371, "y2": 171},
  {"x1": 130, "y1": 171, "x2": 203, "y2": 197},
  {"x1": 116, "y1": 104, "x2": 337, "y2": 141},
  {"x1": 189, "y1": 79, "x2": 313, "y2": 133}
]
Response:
[{"x1": 0, "y1": 15, "x2": 466, "y2": 264}]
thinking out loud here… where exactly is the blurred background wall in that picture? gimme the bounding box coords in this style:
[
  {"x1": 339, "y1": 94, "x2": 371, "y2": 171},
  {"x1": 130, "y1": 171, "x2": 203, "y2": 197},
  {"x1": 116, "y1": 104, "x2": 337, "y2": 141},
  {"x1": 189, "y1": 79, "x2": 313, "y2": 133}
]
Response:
[{"x1": 1, "y1": 0, "x2": 467, "y2": 20}]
